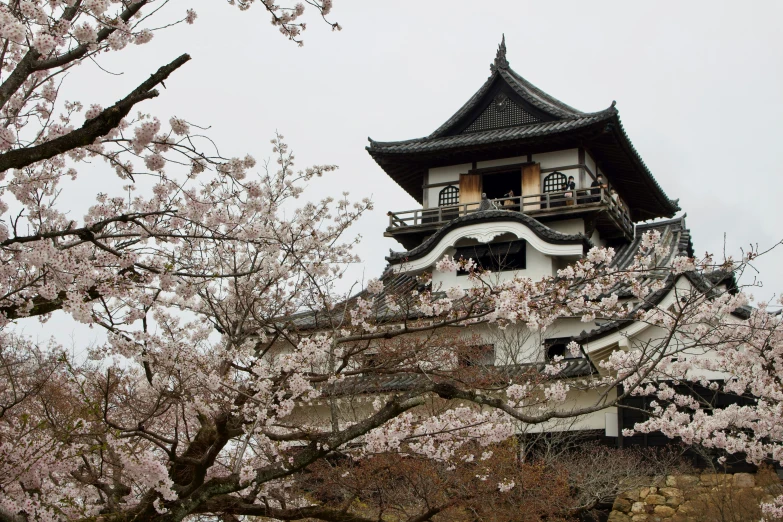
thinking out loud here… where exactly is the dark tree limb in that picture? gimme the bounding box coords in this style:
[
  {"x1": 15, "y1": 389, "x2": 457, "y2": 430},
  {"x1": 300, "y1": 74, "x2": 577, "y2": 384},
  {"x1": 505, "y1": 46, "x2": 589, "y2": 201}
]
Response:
[
  {"x1": 0, "y1": 51, "x2": 39, "y2": 115},
  {"x1": 0, "y1": 287, "x2": 101, "y2": 321},
  {"x1": 0, "y1": 53, "x2": 190, "y2": 173}
]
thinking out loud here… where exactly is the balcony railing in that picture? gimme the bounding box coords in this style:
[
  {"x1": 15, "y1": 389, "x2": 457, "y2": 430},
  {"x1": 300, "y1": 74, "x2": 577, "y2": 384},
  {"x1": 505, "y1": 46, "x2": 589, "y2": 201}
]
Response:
[{"x1": 387, "y1": 188, "x2": 633, "y2": 234}]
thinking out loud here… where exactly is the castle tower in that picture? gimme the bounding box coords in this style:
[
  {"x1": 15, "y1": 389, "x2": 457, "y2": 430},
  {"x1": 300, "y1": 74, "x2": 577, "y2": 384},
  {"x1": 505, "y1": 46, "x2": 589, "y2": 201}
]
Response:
[{"x1": 367, "y1": 37, "x2": 680, "y2": 287}]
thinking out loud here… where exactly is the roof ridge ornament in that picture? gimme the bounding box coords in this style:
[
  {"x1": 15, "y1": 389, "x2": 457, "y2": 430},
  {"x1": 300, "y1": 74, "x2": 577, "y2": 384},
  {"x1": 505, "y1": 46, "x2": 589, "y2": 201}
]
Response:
[{"x1": 490, "y1": 34, "x2": 509, "y2": 73}]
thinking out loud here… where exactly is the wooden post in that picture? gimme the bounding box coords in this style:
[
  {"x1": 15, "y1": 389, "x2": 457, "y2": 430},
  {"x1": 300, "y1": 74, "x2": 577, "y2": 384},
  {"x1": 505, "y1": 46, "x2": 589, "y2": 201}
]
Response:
[
  {"x1": 521, "y1": 163, "x2": 541, "y2": 211},
  {"x1": 459, "y1": 173, "x2": 481, "y2": 205}
]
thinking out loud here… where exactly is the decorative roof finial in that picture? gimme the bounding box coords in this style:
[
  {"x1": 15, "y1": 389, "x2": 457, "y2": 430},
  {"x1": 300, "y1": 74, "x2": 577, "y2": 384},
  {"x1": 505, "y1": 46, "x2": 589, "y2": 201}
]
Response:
[{"x1": 491, "y1": 34, "x2": 509, "y2": 73}]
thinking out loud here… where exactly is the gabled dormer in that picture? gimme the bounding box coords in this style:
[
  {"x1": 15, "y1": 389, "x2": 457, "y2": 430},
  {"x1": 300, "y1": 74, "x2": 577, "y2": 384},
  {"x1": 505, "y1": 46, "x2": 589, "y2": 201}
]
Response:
[
  {"x1": 429, "y1": 36, "x2": 584, "y2": 137},
  {"x1": 367, "y1": 36, "x2": 679, "y2": 251}
]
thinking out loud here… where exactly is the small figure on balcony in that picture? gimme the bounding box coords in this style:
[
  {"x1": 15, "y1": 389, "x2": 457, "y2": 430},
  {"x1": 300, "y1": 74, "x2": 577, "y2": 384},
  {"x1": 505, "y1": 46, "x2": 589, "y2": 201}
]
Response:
[
  {"x1": 610, "y1": 188, "x2": 630, "y2": 215},
  {"x1": 502, "y1": 189, "x2": 517, "y2": 210},
  {"x1": 589, "y1": 174, "x2": 606, "y2": 203},
  {"x1": 478, "y1": 193, "x2": 497, "y2": 211},
  {"x1": 610, "y1": 188, "x2": 619, "y2": 202},
  {"x1": 564, "y1": 176, "x2": 576, "y2": 206}
]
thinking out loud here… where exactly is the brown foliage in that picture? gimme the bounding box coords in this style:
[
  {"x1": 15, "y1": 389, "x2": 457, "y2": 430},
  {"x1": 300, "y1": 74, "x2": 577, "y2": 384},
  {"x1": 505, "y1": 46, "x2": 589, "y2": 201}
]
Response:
[
  {"x1": 303, "y1": 440, "x2": 596, "y2": 521},
  {"x1": 295, "y1": 436, "x2": 695, "y2": 522}
]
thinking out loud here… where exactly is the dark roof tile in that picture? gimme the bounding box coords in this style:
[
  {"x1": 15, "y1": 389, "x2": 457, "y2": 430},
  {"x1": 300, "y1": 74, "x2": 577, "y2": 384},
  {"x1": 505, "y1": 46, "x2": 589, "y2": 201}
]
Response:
[
  {"x1": 321, "y1": 359, "x2": 596, "y2": 397},
  {"x1": 369, "y1": 110, "x2": 614, "y2": 154}
]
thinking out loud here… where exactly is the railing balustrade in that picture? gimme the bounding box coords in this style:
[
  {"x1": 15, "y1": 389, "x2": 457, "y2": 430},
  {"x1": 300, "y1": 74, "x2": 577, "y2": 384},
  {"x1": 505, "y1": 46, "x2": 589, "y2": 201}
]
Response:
[{"x1": 387, "y1": 188, "x2": 633, "y2": 235}]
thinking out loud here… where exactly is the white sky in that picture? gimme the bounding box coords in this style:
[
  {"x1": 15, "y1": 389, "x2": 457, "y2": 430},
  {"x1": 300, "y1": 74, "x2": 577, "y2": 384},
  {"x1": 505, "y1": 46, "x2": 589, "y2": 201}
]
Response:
[{"x1": 23, "y1": 0, "x2": 783, "y2": 347}]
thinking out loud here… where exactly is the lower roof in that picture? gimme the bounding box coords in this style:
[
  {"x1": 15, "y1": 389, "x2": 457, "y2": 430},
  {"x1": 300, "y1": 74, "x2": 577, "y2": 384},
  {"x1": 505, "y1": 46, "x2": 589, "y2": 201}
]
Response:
[
  {"x1": 386, "y1": 211, "x2": 592, "y2": 265},
  {"x1": 572, "y1": 217, "x2": 748, "y2": 345},
  {"x1": 320, "y1": 359, "x2": 596, "y2": 398}
]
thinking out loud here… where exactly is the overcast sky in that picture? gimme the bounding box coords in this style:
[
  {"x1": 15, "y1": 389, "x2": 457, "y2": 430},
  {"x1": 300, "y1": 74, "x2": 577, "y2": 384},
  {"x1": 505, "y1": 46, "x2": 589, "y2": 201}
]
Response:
[{"x1": 27, "y1": 0, "x2": 783, "y2": 347}]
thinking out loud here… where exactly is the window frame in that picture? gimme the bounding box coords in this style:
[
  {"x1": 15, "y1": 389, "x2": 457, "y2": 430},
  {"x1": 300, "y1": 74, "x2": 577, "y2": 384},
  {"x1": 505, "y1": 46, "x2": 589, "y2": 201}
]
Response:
[
  {"x1": 543, "y1": 171, "x2": 567, "y2": 193},
  {"x1": 438, "y1": 185, "x2": 460, "y2": 207}
]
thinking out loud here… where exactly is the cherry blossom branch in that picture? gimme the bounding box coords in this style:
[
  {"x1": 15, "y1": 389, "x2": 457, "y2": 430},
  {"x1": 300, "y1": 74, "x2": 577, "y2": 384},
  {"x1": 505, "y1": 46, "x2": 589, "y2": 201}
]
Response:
[
  {"x1": 33, "y1": 0, "x2": 150, "y2": 71},
  {"x1": 0, "y1": 54, "x2": 190, "y2": 172}
]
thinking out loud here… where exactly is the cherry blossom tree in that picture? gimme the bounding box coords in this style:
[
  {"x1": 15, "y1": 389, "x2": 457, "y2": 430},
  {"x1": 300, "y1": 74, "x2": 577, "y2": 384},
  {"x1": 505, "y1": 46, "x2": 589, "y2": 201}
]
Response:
[{"x1": 0, "y1": 0, "x2": 782, "y2": 521}]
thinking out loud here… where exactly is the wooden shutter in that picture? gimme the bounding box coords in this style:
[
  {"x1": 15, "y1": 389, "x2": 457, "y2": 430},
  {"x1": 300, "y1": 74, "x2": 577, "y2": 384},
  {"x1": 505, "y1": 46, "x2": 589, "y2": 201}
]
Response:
[
  {"x1": 521, "y1": 163, "x2": 541, "y2": 211},
  {"x1": 459, "y1": 173, "x2": 481, "y2": 209}
]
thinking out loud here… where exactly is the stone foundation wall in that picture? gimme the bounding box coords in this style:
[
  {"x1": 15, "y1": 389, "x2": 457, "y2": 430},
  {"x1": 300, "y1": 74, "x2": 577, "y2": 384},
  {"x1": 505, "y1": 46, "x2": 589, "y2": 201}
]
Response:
[{"x1": 608, "y1": 472, "x2": 781, "y2": 522}]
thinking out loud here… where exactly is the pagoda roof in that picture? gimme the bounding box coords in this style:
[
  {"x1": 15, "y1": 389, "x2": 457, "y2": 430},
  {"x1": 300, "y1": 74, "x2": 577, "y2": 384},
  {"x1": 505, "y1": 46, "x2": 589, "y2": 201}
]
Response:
[
  {"x1": 367, "y1": 37, "x2": 679, "y2": 222},
  {"x1": 369, "y1": 110, "x2": 614, "y2": 155}
]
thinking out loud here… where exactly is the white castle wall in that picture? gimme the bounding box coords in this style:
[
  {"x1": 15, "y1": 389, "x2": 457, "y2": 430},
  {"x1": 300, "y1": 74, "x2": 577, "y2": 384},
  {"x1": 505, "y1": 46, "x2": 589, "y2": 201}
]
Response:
[
  {"x1": 546, "y1": 218, "x2": 584, "y2": 236},
  {"x1": 423, "y1": 149, "x2": 582, "y2": 209},
  {"x1": 425, "y1": 163, "x2": 471, "y2": 208}
]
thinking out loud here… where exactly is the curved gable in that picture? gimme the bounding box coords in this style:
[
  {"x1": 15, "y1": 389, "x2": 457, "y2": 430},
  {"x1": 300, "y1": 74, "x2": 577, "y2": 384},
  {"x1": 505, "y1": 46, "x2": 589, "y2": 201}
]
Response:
[{"x1": 387, "y1": 211, "x2": 589, "y2": 273}]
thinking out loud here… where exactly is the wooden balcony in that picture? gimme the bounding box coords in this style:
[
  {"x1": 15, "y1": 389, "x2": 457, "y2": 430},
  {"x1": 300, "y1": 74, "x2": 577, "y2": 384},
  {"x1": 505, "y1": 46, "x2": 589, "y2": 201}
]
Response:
[{"x1": 386, "y1": 188, "x2": 633, "y2": 248}]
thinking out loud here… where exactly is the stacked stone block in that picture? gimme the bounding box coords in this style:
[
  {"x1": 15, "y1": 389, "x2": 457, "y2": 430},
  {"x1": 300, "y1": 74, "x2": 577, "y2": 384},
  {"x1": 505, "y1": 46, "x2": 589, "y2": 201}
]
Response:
[{"x1": 608, "y1": 472, "x2": 779, "y2": 522}]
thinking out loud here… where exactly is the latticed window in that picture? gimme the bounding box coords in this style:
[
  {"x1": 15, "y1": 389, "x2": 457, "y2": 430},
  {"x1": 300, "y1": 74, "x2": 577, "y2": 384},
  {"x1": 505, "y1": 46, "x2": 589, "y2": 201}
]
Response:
[
  {"x1": 438, "y1": 185, "x2": 460, "y2": 206},
  {"x1": 543, "y1": 172, "x2": 567, "y2": 193}
]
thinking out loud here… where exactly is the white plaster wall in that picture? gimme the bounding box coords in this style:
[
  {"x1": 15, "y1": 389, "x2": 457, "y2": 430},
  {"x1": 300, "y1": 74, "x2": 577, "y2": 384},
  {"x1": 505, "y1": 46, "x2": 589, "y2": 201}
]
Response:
[
  {"x1": 590, "y1": 229, "x2": 606, "y2": 248},
  {"x1": 414, "y1": 323, "x2": 547, "y2": 366},
  {"x1": 292, "y1": 387, "x2": 618, "y2": 436},
  {"x1": 424, "y1": 151, "x2": 585, "y2": 206},
  {"x1": 585, "y1": 150, "x2": 597, "y2": 179},
  {"x1": 545, "y1": 317, "x2": 600, "y2": 339},
  {"x1": 534, "y1": 149, "x2": 580, "y2": 191},
  {"x1": 429, "y1": 164, "x2": 471, "y2": 183},
  {"x1": 475, "y1": 155, "x2": 528, "y2": 169},
  {"x1": 630, "y1": 323, "x2": 729, "y2": 381},
  {"x1": 532, "y1": 149, "x2": 578, "y2": 170},
  {"x1": 425, "y1": 164, "x2": 471, "y2": 209},
  {"x1": 374, "y1": 313, "x2": 601, "y2": 366},
  {"x1": 546, "y1": 218, "x2": 584, "y2": 236},
  {"x1": 474, "y1": 150, "x2": 579, "y2": 173},
  {"x1": 484, "y1": 323, "x2": 547, "y2": 365},
  {"x1": 517, "y1": 387, "x2": 618, "y2": 434}
]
